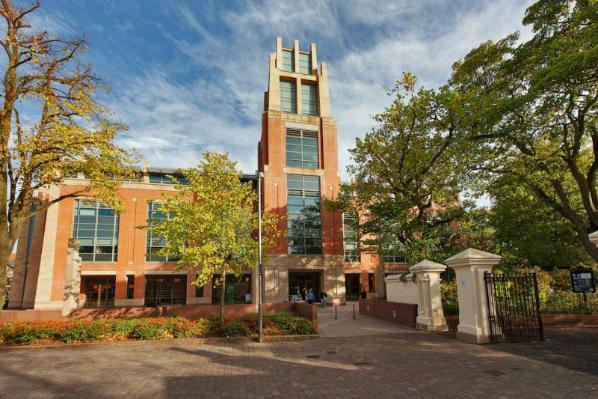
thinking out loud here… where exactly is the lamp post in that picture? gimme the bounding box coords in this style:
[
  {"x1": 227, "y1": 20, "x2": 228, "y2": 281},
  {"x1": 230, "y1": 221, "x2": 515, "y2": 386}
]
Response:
[{"x1": 257, "y1": 171, "x2": 264, "y2": 344}]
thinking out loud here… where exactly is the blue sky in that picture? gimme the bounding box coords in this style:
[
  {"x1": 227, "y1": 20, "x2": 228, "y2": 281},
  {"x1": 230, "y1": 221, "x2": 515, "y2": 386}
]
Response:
[{"x1": 31, "y1": 0, "x2": 533, "y2": 177}]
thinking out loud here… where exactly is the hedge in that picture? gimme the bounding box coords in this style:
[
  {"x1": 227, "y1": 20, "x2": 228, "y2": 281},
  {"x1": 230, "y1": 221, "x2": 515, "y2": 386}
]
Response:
[{"x1": 0, "y1": 312, "x2": 316, "y2": 345}]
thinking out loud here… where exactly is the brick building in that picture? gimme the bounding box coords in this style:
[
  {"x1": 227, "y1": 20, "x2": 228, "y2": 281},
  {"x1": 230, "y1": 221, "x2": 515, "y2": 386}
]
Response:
[{"x1": 7, "y1": 38, "x2": 406, "y2": 311}]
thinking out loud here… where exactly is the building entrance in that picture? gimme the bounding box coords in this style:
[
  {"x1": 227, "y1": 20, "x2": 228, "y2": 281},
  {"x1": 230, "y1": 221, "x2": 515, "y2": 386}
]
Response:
[
  {"x1": 345, "y1": 273, "x2": 361, "y2": 301},
  {"x1": 144, "y1": 275, "x2": 187, "y2": 307},
  {"x1": 82, "y1": 275, "x2": 115, "y2": 308},
  {"x1": 288, "y1": 270, "x2": 321, "y2": 301}
]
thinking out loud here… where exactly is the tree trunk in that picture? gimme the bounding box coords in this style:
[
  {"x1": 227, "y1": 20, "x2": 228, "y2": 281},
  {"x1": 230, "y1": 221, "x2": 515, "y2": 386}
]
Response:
[
  {"x1": 219, "y1": 270, "x2": 226, "y2": 329},
  {"x1": 376, "y1": 256, "x2": 386, "y2": 300},
  {"x1": 0, "y1": 239, "x2": 11, "y2": 311}
]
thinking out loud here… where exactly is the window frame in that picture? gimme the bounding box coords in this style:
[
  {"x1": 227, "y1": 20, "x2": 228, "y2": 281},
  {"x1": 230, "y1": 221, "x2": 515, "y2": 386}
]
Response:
[
  {"x1": 343, "y1": 213, "x2": 360, "y2": 263},
  {"x1": 72, "y1": 199, "x2": 119, "y2": 263},
  {"x1": 146, "y1": 201, "x2": 179, "y2": 262},
  {"x1": 280, "y1": 79, "x2": 297, "y2": 113},
  {"x1": 286, "y1": 129, "x2": 319, "y2": 169},
  {"x1": 287, "y1": 174, "x2": 322, "y2": 255}
]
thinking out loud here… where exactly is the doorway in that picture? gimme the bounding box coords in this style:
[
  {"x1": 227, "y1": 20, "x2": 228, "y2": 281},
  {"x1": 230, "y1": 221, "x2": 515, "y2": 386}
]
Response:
[
  {"x1": 144, "y1": 275, "x2": 187, "y2": 307},
  {"x1": 345, "y1": 273, "x2": 361, "y2": 301},
  {"x1": 288, "y1": 270, "x2": 322, "y2": 301}
]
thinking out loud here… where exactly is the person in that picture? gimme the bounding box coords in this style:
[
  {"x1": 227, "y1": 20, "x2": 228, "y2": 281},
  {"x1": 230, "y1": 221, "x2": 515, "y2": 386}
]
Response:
[
  {"x1": 306, "y1": 288, "x2": 315, "y2": 304},
  {"x1": 320, "y1": 291, "x2": 328, "y2": 307}
]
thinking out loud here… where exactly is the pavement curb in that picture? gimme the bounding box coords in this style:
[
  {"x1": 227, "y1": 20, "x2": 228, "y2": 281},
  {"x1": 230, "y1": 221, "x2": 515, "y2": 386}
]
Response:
[{"x1": 0, "y1": 334, "x2": 320, "y2": 351}]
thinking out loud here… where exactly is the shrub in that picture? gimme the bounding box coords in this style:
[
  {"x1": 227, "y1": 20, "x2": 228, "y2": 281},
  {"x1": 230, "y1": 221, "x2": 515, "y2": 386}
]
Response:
[
  {"x1": 219, "y1": 320, "x2": 250, "y2": 337},
  {"x1": 441, "y1": 281, "x2": 459, "y2": 315},
  {"x1": 265, "y1": 312, "x2": 315, "y2": 335},
  {"x1": 0, "y1": 311, "x2": 316, "y2": 345}
]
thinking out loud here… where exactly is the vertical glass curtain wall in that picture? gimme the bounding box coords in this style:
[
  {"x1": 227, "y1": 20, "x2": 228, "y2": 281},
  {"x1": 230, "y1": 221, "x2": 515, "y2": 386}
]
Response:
[
  {"x1": 298, "y1": 53, "x2": 312, "y2": 74},
  {"x1": 146, "y1": 201, "x2": 178, "y2": 262},
  {"x1": 286, "y1": 129, "x2": 318, "y2": 169},
  {"x1": 301, "y1": 83, "x2": 317, "y2": 116},
  {"x1": 280, "y1": 80, "x2": 297, "y2": 113},
  {"x1": 287, "y1": 174, "x2": 322, "y2": 254},
  {"x1": 281, "y1": 49, "x2": 294, "y2": 72},
  {"x1": 343, "y1": 214, "x2": 360, "y2": 262},
  {"x1": 72, "y1": 199, "x2": 119, "y2": 262}
]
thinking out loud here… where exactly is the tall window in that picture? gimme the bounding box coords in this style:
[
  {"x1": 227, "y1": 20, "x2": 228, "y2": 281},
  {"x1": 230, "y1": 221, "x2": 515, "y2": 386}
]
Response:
[
  {"x1": 148, "y1": 174, "x2": 188, "y2": 185},
  {"x1": 281, "y1": 49, "x2": 294, "y2": 72},
  {"x1": 298, "y1": 53, "x2": 311, "y2": 74},
  {"x1": 287, "y1": 174, "x2": 321, "y2": 254},
  {"x1": 286, "y1": 129, "x2": 318, "y2": 169},
  {"x1": 343, "y1": 214, "x2": 360, "y2": 263},
  {"x1": 301, "y1": 84, "x2": 317, "y2": 116},
  {"x1": 280, "y1": 80, "x2": 297, "y2": 113},
  {"x1": 72, "y1": 199, "x2": 119, "y2": 262},
  {"x1": 146, "y1": 201, "x2": 178, "y2": 262}
]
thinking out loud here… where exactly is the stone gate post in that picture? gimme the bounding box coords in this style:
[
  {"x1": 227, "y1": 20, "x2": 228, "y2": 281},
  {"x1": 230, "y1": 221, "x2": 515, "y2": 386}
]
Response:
[
  {"x1": 445, "y1": 248, "x2": 501, "y2": 344},
  {"x1": 62, "y1": 239, "x2": 82, "y2": 316},
  {"x1": 409, "y1": 260, "x2": 447, "y2": 331}
]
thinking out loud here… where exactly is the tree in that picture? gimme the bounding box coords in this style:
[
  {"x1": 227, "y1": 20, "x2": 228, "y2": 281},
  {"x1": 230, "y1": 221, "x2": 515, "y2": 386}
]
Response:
[
  {"x1": 488, "y1": 177, "x2": 593, "y2": 270},
  {"x1": 0, "y1": 1, "x2": 136, "y2": 309},
  {"x1": 326, "y1": 74, "x2": 474, "y2": 295},
  {"x1": 450, "y1": 0, "x2": 598, "y2": 261},
  {"x1": 147, "y1": 152, "x2": 280, "y2": 328}
]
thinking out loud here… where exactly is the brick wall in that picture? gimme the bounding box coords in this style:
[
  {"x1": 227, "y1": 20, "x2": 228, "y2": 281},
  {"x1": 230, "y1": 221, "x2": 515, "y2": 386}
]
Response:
[{"x1": 358, "y1": 298, "x2": 417, "y2": 328}]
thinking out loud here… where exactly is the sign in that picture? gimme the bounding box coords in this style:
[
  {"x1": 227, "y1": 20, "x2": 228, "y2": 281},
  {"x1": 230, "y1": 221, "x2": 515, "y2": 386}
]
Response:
[{"x1": 570, "y1": 269, "x2": 596, "y2": 293}]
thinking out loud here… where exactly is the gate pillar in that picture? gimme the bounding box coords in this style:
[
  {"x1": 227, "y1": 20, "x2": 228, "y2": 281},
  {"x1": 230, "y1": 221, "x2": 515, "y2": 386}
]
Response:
[
  {"x1": 409, "y1": 260, "x2": 447, "y2": 331},
  {"x1": 445, "y1": 248, "x2": 501, "y2": 344}
]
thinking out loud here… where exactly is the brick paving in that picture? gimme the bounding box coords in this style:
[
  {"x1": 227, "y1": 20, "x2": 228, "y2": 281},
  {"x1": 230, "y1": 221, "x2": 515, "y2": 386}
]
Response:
[{"x1": 0, "y1": 313, "x2": 597, "y2": 399}]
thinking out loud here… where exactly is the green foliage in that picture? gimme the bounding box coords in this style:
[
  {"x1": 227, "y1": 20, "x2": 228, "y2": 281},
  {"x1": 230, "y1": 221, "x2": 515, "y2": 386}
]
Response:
[
  {"x1": 265, "y1": 312, "x2": 316, "y2": 335},
  {"x1": 450, "y1": 0, "x2": 598, "y2": 261},
  {"x1": 0, "y1": 312, "x2": 315, "y2": 345},
  {"x1": 489, "y1": 180, "x2": 593, "y2": 270},
  {"x1": 542, "y1": 291, "x2": 598, "y2": 314},
  {"x1": 145, "y1": 152, "x2": 281, "y2": 327},
  {"x1": 326, "y1": 74, "x2": 476, "y2": 263},
  {"x1": 441, "y1": 281, "x2": 459, "y2": 316},
  {"x1": 219, "y1": 320, "x2": 251, "y2": 337}
]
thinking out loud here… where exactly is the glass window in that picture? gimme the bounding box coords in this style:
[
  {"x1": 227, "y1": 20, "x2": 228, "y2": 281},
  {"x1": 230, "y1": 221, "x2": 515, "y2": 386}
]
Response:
[
  {"x1": 146, "y1": 201, "x2": 179, "y2": 262},
  {"x1": 72, "y1": 200, "x2": 119, "y2": 262},
  {"x1": 286, "y1": 129, "x2": 318, "y2": 169},
  {"x1": 281, "y1": 49, "x2": 294, "y2": 72},
  {"x1": 383, "y1": 243, "x2": 407, "y2": 263},
  {"x1": 287, "y1": 174, "x2": 321, "y2": 255},
  {"x1": 301, "y1": 84, "x2": 317, "y2": 116},
  {"x1": 280, "y1": 80, "x2": 297, "y2": 113},
  {"x1": 343, "y1": 214, "x2": 360, "y2": 263},
  {"x1": 298, "y1": 53, "x2": 311, "y2": 74},
  {"x1": 148, "y1": 174, "x2": 187, "y2": 185}
]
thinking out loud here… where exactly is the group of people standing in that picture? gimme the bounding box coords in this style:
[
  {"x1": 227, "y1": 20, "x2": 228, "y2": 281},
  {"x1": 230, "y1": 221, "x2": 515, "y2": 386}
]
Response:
[{"x1": 292, "y1": 287, "x2": 328, "y2": 307}]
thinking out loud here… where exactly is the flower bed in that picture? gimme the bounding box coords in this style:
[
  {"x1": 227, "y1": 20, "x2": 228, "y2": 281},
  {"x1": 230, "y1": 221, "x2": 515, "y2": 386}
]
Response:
[{"x1": 0, "y1": 312, "x2": 316, "y2": 345}]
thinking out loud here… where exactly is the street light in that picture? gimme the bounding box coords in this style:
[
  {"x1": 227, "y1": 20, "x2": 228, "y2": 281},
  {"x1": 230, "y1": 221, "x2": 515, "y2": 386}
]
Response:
[{"x1": 257, "y1": 171, "x2": 264, "y2": 344}]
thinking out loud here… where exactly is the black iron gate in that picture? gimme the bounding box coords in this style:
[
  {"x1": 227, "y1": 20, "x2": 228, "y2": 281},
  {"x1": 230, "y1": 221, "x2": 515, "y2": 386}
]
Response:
[{"x1": 484, "y1": 272, "x2": 543, "y2": 343}]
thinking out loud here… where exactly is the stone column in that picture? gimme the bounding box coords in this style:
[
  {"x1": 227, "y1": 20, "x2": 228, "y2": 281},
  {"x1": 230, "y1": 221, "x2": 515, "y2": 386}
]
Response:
[
  {"x1": 62, "y1": 239, "x2": 82, "y2": 316},
  {"x1": 409, "y1": 260, "x2": 448, "y2": 331},
  {"x1": 445, "y1": 248, "x2": 501, "y2": 344}
]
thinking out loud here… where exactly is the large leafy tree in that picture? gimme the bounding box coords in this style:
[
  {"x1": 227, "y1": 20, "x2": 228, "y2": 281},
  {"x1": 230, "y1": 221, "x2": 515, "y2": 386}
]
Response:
[
  {"x1": 327, "y1": 74, "x2": 473, "y2": 295},
  {"x1": 0, "y1": 1, "x2": 136, "y2": 309},
  {"x1": 451, "y1": 0, "x2": 598, "y2": 261},
  {"x1": 489, "y1": 177, "x2": 593, "y2": 269},
  {"x1": 147, "y1": 152, "x2": 280, "y2": 328}
]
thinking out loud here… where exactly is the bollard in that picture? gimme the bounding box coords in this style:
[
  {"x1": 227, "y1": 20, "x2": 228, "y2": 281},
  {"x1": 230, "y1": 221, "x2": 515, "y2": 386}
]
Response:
[
  {"x1": 353, "y1": 303, "x2": 356, "y2": 319},
  {"x1": 335, "y1": 304, "x2": 337, "y2": 320}
]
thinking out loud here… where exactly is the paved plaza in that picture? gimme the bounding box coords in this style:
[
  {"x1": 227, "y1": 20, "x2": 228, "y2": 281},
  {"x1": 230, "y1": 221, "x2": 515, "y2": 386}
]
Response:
[{"x1": 0, "y1": 309, "x2": 597, "y2": 399}]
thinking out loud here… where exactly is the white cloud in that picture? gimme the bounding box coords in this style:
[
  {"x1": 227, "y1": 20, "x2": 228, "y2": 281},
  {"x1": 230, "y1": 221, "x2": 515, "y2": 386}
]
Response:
[{"x1": 107, "y1": 0, "x2": 534, "y2": 178}]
